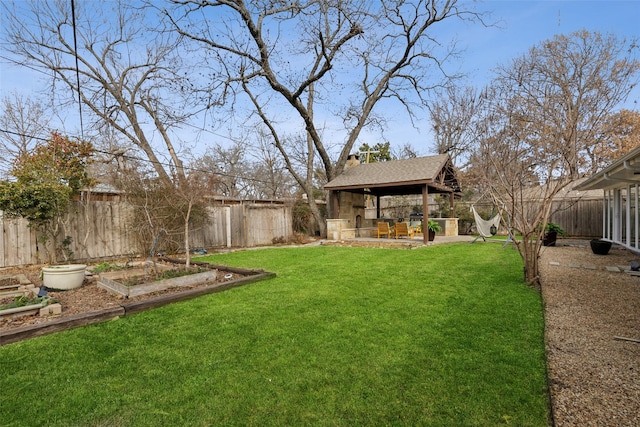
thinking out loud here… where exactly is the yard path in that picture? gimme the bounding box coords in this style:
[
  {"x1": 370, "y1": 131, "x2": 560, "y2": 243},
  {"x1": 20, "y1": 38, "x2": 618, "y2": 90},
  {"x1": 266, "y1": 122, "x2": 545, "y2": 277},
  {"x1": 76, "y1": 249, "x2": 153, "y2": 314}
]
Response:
[{"x1": 539, "y1": 240, "x2": 640, "y2": 426}]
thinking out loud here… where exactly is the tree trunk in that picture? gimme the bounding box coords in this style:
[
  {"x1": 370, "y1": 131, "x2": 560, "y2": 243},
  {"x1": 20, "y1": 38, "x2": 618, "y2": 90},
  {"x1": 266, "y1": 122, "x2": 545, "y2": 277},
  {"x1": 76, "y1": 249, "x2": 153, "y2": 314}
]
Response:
[
  {"x1": 184, "y1": 202, "x2": 192, "y2": 269},
  {"x1": 516, "y1": 235, "x2": 542, "y2": 289},
  {"x1": 307, "y1": 194, "x2": 326, "y2": 237}
]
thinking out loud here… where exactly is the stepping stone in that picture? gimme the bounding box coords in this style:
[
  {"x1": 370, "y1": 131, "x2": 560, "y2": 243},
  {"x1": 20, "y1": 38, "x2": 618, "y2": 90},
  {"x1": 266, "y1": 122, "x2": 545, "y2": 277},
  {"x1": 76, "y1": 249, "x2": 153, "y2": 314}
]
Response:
[
  {"x1": 583, "y1": 264, "x2": 597, "y2": 270},
  {"x1": 606, "y1": 266, "x2": 620, "y2": 272},
  {"x1": 569, "y1": 263, "x2": 581, "y2": 269},
  {"x1": 549, "y1": 261, "x2": 561, "y2": 266}
]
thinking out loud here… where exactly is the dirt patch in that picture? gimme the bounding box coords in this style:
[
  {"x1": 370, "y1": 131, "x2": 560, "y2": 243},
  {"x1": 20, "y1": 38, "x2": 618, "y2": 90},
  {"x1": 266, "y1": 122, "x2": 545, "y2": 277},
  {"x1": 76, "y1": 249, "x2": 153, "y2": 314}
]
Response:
[
  {"x1": 540, "y1": 240, "x2": 640, "y2": 426},
  {"x1": 0, "y1": 260, "x2": 246, "y2": 331}
]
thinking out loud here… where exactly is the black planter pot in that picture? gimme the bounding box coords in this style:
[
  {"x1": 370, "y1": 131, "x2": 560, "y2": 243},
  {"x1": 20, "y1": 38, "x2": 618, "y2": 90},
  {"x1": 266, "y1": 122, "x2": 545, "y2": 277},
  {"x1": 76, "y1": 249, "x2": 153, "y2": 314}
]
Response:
[
  {"x1": 590, "y1": 239, "x2": 612, "y2": 255},
  {"x1": 543, "y1": 231, "x2": 557, "y2": 247},
  {"x1": 428, "y1": 230, "x2": 436, "y2": 242}
]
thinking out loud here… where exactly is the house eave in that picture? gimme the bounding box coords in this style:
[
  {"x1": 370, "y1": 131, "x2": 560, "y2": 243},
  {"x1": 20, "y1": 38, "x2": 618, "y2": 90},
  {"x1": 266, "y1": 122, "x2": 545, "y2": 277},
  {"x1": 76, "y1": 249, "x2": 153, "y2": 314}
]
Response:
[{"x1": 576, "y1": 146, "x2": 640, "y2": 191}]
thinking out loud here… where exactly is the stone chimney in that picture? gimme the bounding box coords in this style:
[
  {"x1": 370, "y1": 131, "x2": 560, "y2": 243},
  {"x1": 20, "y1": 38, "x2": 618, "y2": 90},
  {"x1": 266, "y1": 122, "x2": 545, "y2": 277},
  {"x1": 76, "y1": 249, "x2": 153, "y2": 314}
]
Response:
[{"x1": 345, "y1": 153, "x2": 360, "y2": 170}]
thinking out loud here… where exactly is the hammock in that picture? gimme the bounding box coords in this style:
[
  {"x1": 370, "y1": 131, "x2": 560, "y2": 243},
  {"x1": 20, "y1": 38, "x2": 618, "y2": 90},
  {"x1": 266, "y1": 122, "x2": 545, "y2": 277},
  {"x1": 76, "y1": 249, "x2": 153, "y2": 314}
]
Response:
[{"x1": 471, "y1": 206, "x2": 501, "y2": 238}]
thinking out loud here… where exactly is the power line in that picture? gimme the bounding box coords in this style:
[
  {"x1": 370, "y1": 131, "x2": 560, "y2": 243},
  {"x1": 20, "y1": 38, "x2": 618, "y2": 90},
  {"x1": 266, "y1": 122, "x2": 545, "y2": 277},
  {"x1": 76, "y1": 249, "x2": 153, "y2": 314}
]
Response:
[
  {"x1": 70, "y1": 0, "x2": 84, "y2": 139},
  {"x1": 0, "y1": 127, "x2": 276, "y2": 185},
  {"x1": 0, "y1": 128, "x2": 48, "y2": 142},
  {"x1": 0, "y1": 55, "x2": 50, "y2": 77}
]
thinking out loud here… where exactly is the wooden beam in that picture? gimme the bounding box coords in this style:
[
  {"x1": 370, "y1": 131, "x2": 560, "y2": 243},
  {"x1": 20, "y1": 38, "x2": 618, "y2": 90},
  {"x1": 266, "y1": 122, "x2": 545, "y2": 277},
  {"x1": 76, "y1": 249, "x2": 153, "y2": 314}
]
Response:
[
  {"x1": 422, "y1": 185, "x2": 429, "y2": 244},
  {"x1": 0, "y1": 307, "x2": 125, "y2": 346},
  {"x1": 450, "y1": 192, "x2": 455, "y2": 217}
]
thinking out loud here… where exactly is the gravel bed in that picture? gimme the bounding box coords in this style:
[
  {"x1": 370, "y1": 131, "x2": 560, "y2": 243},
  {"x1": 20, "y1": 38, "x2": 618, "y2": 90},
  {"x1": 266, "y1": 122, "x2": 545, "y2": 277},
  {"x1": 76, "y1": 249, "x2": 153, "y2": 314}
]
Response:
[{"x1": 539, "y1": 240, "x2": 640, "y2": 426}]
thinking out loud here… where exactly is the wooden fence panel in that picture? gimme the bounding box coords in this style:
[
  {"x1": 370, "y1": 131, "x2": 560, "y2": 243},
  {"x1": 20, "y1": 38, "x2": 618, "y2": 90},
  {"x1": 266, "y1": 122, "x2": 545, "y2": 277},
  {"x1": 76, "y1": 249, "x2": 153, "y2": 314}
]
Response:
[
  {"x1": 550, "y1": 198, "x2": 603, "y2": 238},
  {"x1": 1, "y1": 216, "x2": 38, "y2": 266},
  {"x1": 245, "y1": 204, "x2": 291, "y2": 246},
  {"x1": 205, "y1": 207, "x2": 226, "y2": 248},
  {"x1": 189, "y1": 207, "x2": 225, "y2": 250},
  {"x1": 1, "y1": 201, "x2": 293, "y2": 268}
]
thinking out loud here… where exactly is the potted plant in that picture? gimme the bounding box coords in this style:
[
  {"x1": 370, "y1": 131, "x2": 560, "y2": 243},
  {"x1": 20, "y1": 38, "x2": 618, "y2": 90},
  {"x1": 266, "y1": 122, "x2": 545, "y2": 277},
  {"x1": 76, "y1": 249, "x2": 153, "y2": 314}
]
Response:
[
  {"x1": 543, "y1": 222, "x2": 566, "y2": 246},
  {"x1": 427, "y1": 220, "x2": 442, "y2": 242},
  {"x1": 42, "y1": 264, "x2": 87, "y2": 290},
  {"x1": 590, "y1": 239, "x2": 612, "y2": 255}
]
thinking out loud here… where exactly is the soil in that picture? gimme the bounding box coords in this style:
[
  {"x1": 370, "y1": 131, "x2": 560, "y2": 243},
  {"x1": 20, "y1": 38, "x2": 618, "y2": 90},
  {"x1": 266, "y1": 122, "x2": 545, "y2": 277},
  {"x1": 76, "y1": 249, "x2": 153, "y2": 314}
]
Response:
[
  {"x1": 0, "y1": 260, "x2": 245, "y2": 330},
  {"x1": 1, "y1": 240, "x2": 638, "y2": 426}
]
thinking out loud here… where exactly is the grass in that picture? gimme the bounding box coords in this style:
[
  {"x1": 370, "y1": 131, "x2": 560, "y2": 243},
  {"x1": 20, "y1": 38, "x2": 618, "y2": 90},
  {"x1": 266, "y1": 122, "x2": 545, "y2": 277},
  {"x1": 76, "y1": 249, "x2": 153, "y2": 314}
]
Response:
[{"x1": 0, "y1": 244, "x2": 550, "y2": 426}]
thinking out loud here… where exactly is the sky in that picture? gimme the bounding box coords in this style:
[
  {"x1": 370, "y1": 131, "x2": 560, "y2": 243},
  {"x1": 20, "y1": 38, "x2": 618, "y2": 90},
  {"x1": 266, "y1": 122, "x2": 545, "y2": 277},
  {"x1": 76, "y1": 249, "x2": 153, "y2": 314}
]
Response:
[
  {"x1": 365, "y1": 0, "x2": 640, "y2": 154},
  {"x1": 1, "y1": 0, "x2": 639, "y2": 157},
  {"x1": 463, "y1": 0, "x2": 639, "y2": 90}
]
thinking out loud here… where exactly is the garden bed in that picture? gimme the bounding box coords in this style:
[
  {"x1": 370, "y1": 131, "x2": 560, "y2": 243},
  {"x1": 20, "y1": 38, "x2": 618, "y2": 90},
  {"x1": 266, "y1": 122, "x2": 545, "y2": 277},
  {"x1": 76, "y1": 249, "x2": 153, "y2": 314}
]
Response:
[
  {"x1": 0, "y1": 257, "x2": 275, "y2": 345},
  {"x1": 97, "y1": 261, "x2": 220, "y2": 298},
  {"x1": 0, "y1": 301, "x2": 48, "y2": 320}
]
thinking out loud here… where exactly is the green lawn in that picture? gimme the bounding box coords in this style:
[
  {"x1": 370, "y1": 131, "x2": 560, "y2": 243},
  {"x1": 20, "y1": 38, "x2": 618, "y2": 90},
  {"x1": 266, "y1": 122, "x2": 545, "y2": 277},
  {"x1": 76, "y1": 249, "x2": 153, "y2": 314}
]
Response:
[{"x1": 0, "y1": 244, "x2": 550, "y2": 426}]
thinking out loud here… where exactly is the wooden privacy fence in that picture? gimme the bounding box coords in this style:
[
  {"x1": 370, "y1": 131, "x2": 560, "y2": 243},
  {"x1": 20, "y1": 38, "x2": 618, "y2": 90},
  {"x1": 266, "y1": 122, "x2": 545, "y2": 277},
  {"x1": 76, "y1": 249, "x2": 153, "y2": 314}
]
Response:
[
  {"x1": 1, "y1": 200, "x2": 293, "y2": 268},
  {"x1": 465, "y1": 196, "x2": 604, "y2": 238},
  {"x1": 548, "y1": 197, "x2": 603, "y2": 238},
  {"x1": 519, "y1": 197, "x2": 603, "y2": 238}
]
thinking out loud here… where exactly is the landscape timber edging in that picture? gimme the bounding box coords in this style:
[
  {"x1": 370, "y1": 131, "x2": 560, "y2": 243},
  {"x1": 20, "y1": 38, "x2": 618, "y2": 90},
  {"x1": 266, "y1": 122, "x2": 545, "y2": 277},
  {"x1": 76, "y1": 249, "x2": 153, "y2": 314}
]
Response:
[
  {"x1": 0, "y1": 270, "x2": 276, "y2": 346},
  {"x1": 97, "y1": 269, "x2": 221, "y2": 298}
]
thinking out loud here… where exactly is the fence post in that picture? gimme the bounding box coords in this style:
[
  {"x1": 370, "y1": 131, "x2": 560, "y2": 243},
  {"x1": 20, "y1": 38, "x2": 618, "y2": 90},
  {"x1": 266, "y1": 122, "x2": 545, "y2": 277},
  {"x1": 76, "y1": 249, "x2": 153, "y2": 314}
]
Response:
[{"x1": 225, "y1": 206, "x2": 231, "y2": 248}]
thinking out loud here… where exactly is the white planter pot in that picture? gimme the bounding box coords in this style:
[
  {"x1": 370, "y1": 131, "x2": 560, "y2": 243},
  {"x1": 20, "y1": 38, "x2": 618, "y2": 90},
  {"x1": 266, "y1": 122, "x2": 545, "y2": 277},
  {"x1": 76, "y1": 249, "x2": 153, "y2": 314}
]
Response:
[{"x1": 42, "y1": 264, "x2": 87, "y2": 290}]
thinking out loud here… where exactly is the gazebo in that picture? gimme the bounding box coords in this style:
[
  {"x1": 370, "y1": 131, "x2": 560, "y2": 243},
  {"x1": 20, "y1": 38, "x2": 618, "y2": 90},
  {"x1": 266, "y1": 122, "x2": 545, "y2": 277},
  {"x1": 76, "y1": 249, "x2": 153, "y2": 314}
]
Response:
[{"x1": 324, "y1": 154, "x2": 462, "y2": 244}]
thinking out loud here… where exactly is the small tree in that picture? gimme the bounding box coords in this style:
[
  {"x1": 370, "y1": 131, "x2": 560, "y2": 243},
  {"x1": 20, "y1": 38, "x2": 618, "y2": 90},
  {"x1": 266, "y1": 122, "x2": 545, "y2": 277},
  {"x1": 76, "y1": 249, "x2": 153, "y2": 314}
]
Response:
[
  {"x1": 473, "y1": 31, "x2": 639, "y2": 287},
  {"x1": 170, "y1": 172, "x2": 210, "y2": 268},
  {"x1": 116, "y1": 167, "x2": 209, "y2": 267},
  {"x1": 358, "y1": 142, "x2": 393, "y2": 163},
  {"x1": 0, "y1": 132, "x2": 94, "y2": 263}
]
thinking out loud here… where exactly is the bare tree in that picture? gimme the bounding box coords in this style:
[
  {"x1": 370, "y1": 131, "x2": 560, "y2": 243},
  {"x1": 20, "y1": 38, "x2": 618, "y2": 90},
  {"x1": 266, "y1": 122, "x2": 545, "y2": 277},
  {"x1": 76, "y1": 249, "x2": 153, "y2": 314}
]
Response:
[
  {"x1": 493, "y1": 30, "x2": 640, "y2": 179},
  {"x1": 591, "y1": 109, "x2": 640, "y2": 168},
  {"x1": 2, "y1": 0, "x2": 208, "y2": 187},
  {"x1": 392, "y1": 142, "x2": 420, "y2": 160},
  {"x1": 170, "y1": 171, "x2": 211, "y2": 268},
  {"x1": 165, "y1": 0, "x2": 486, "y2": 236},
  {"x1": 474, "y1": 31, "x2": 640, "y2": 287},
  {"x1": 428, "y1": 85, "x2": 481, "y2": 168},
  {"x1": 474, "y1": 89, "x2": 565, "y2": 287},
  {"x1": 0, "y1": 93, "x2": 52, "y2": 178},
  {"x1": 249, "y1": 130, "x2": 297, "y2": 199},
  {"x1": 115, "y1": 165, "x2": 209, "y2": 261},
  {"x1": 194, "y1": 141, "x2": 251, "y2": 198}
]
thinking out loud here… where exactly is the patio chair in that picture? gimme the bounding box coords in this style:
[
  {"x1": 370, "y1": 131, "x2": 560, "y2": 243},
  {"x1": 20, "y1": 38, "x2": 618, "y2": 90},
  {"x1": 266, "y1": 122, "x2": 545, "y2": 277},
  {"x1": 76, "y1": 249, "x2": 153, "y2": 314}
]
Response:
[
  {"x1": 377, "y1": 222, "x2": 392, "y2": 238},
  {"x1": 395, "y1": 222, "x2": 414, "y2": 239}
]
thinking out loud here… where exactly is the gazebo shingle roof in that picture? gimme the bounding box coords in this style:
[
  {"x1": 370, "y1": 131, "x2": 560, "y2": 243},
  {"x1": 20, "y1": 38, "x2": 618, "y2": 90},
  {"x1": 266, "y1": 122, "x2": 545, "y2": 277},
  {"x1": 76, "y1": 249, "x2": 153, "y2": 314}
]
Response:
[{"x1": 324, "y1": 154, "x2": 460, "y2": 196}]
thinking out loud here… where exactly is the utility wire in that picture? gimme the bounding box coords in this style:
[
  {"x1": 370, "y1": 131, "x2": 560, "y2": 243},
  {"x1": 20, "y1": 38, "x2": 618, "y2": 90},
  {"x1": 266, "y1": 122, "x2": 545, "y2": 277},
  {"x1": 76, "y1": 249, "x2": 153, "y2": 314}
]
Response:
[
  {"x1": 0, "y1": 128, "x2": 276, "y2": 184},
  {"x1": 0, "y1": 54, "x2": 49, "y2": 76},
  {"x1": 70, "y1": 0, "x2": 84, "y2": 139}
]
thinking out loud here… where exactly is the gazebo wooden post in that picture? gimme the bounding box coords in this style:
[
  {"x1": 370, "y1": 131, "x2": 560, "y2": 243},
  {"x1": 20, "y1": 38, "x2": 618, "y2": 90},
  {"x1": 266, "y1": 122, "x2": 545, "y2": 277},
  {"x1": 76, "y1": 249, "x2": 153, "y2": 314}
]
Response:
[
  {"x1": 449, "y1": 192, "x2": 455, "y2": 217},
  {"x1": 376, "y1": 195, "x2": 381, "y2": 219},
  {"x1": 422, "y1": 185, "x2": 429, "y2": 244}
]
